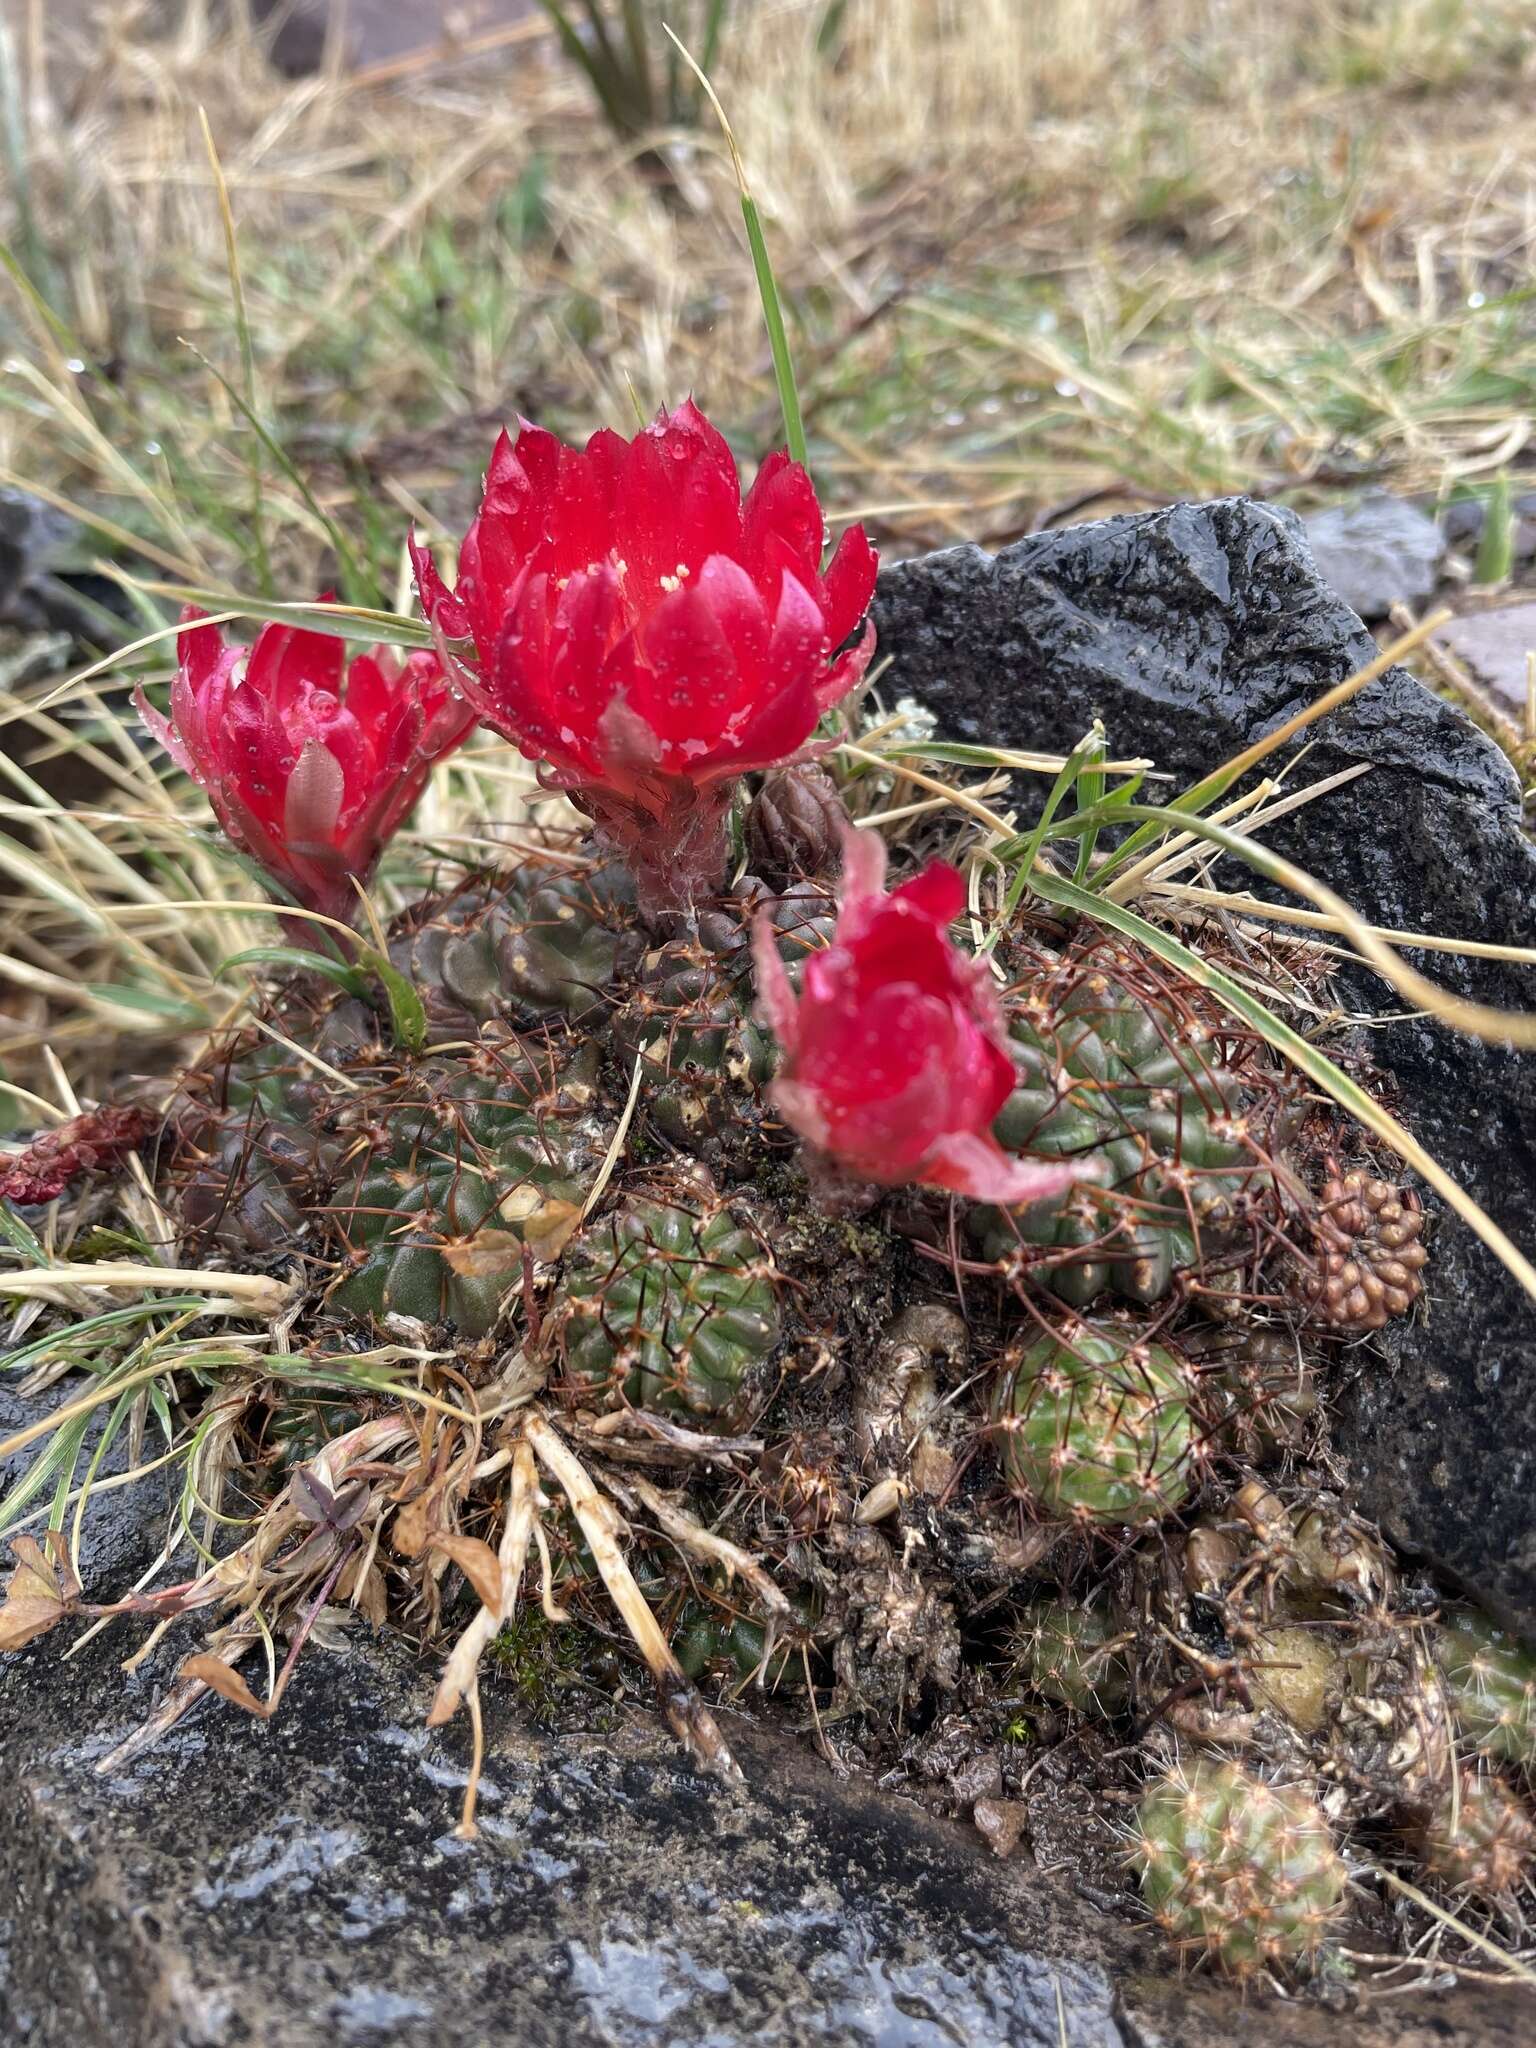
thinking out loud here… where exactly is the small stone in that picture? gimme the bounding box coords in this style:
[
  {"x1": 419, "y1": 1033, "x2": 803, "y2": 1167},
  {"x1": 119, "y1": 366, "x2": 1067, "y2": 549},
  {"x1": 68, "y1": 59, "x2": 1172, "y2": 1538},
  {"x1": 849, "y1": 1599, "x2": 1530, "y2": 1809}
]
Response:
[
  {"x1": 253, "y1": 0, "x2": 536, "y2": 76},
  {"x1": 1436, "y1": 604, "x2": 1536, "y2": 716},
  {"x1": 973, "y1": 1797, "x2": 1029, "y2": 1859},
  {"x1": 1437, "y1": 493, "x2": 1536, "y2": 563},
  {"x1": 1302, "y1": 492, "x2": 1445, "y2": 620}
]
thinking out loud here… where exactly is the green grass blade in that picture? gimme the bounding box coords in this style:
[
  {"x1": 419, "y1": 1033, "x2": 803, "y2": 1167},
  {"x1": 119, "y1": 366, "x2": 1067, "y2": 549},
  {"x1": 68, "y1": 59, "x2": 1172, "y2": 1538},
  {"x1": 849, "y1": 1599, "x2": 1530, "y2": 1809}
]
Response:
[
  {"x1": 218, "y1": 947, "x2": 371, "y2": 998},
  {"x1": 1475, "y1": 473, "x2": 1515, "y2": 586},
  {"x1": 664, "y1": 26, "x2": 808, "y2": 470},
  {"x1": 699, "y1": 0, "x2": 731, "y2": 75},
  {"x1": 358, "y1": 948, "x2": 428, "y2": 1053},
  {"x1": 180, "y1": 344, "x2": 378, "y2": 606},
  {"x1": 198, "y1": 109, "x2": 273, "y2": 601}
]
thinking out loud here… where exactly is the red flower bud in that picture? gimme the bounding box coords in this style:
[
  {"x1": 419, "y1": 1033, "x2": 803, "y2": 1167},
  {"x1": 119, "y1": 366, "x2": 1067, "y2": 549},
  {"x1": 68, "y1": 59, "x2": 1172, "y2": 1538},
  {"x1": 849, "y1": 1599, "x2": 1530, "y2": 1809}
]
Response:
[
  {"x1": 0, "y1": 1106, "x2": 149, "y2": 1207},
  {"x1": 412, "y1": 400, "x2": 878, "y2": 916},
  {"x1": 137, "y1": 606, "x2": 475, "y2": 924},
  {"x1": 753, "y1": 829, "x2": 1084, "y2": 1205}
]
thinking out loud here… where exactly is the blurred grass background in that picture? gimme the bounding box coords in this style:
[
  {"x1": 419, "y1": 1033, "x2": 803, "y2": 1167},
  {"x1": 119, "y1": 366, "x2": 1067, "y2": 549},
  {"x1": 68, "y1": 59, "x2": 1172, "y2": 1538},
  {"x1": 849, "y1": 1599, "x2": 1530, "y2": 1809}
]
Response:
[
  {"x1": 0, "y1": 0, "x2": 1534, "y2": 1098},
  {"x1": 3, "y1": 0, "x2": 1534, "y2": 586}
]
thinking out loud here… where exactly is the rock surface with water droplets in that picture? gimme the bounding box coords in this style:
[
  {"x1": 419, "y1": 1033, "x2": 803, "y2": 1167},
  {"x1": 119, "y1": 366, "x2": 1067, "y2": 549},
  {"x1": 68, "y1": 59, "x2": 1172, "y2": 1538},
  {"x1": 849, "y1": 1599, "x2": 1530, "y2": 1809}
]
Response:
[
  {"x1": 874, "y1": 496, "x2": 1536, "y2": 1638},
  {"x1": 3, "y1": 1600, "x2": 1528, "y2": 2048}
]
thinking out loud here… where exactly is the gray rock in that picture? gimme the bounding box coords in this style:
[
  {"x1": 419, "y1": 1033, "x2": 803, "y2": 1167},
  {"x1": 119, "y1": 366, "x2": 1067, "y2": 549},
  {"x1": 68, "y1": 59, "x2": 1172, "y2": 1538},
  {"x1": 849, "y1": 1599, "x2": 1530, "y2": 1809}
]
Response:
[
  {"x1": 1437, "y1": 602, "x2": 1536, "y2": 715},
  {"x1": 873, "y1": 497, "x2": 1536, "y2": 1636},
  {"x1": 1302, "y1": 491, "x2": 1445, "y2": 619},
  {"x1": 251, "y1": 0, "x2": 535, "y2": 76},
  {"x1": 0, "y1": 487, "x2": 77, "y2": 620},
  {"x1": 2, "y1": 1619, "x2": 1527, "y2": 2047}
]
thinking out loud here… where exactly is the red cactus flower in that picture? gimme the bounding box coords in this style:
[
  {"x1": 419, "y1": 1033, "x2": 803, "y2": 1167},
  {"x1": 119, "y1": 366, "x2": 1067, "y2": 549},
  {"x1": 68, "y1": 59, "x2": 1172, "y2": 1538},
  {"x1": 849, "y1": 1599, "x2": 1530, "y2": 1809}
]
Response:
[
  {"x1": 411, "y1": 400, "x2": 878, "y2": 916},
  {"x1": 137, "y1": 606, "x2": 476, "y2": 926},
  {"x1": 752, "y1": 829, "x2": 1085, "y2": 1205}
]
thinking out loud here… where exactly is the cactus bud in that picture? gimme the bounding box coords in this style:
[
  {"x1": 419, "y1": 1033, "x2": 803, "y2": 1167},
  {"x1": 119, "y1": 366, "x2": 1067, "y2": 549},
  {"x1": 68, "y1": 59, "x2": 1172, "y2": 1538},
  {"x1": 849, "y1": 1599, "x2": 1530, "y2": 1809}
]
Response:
[{"x1": 745, "y1": 766, "x2": 848, "y2": 885}]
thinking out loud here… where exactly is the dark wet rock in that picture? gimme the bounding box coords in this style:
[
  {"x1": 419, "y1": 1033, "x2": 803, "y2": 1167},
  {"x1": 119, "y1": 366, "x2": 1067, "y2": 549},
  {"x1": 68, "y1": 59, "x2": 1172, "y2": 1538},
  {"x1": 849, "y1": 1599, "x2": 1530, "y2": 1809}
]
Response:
[
  {"x1": 0, "y1": 1378, "x2": 171, "y2": 1596},
  {"x1": 2, "y1": 1617, "x2": 1528, "y2": 2047},
  {"x1": 1437, "y1": 602, "x2": 1536, "y2": 714},
  {"x1": 0, "y1": 488, "x2": 77, "y2": 625},
  {"x1": 1301, "y1": 491, "x2": 1445, "y2": 619},
  {"x1": 874, "y1": 496, "x2": 1536, "y2": 1638}
]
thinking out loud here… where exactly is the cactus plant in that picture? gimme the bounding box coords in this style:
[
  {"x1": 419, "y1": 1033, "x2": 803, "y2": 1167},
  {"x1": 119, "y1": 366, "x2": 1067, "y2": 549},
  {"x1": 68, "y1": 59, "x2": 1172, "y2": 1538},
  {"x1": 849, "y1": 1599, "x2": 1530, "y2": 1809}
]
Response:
[
  {"x1": 991, "y1": 1324, "x2": 1201, "y2": 1525},
  {"x1": 1133, "y1": 1760, "x2": 1347, "y2": 1973},
  {"x1": 1186, "y1": 1325, "x2": 1319, "y2": 1461},
  {"x1": 1300, "y1": 1168, "x2": 1428, "y2": 1331},
  {"x1": 614, "y1": 936, "x2": 774, "y2": 1146},
  {"x1": 181, "y1": 1032, "x2": 609, "y2": 1336},
  {"x1": 1420, "y1": 1768, "x2": 1535, "y2": 1897},
  {"x1": 554, "y1": 1190, "x2": 780, "y2": 1419},
  {"x1": 328, "y1": 1042, "x2": 608, "y2": 1335},
  {"x1": 1436, "y1": 1606, "x2": 1536, "y2": 1769},
  {"x1": 1007, "y1": 1600, "x2": 1130, "y2": 1714},
  {"x1": 975, "y1": 939, "x2": 1278, "y2": 1305},
  {"x1": 392, "y1": 860, "x2": 640, "y2": 1031}
]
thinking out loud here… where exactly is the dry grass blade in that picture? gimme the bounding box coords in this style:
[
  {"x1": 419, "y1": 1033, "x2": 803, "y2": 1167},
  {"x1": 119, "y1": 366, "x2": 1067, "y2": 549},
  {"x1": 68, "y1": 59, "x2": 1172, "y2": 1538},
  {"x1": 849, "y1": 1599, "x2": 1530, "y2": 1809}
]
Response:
[
  {"x1": 625, "y1": 1474, "x2": 791, "y2": 1619},
  {"x1": 1372, "y1": 1865, "x2": 1536, "y2": 1989},
  {"x1": 525, "y1": 1410, "x2": 743, "y2": 1784},
  {"x1": 0, "y1": 1263, "x2": 294, "y2": 1312},
  {"x1": 428, "y1": 1437, "x2": 539, "y2": 1839}
]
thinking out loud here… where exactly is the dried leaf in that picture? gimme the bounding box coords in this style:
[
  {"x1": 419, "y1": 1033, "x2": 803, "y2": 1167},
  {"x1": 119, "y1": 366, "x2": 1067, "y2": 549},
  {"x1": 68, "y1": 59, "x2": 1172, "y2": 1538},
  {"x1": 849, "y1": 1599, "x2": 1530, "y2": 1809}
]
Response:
[
  {"x1": 292, "y1": 1467, "x2": 369, "y2": 1534},
  {"x1": 430, "y1": 1533, "x2": 505, "y2": 1614},
  {"x1": 435, "y1": 1221, "x2": 522, "y2": 1284},
  {"x1": 0, "y1": 1532, "x2": 82, "y2": 1651},
  {"x1": 353, "y1": 1561, "x2": 388, "y2": 1628},
  {"x1": 391, "y1": 1496, "x2": 432, "y2": 1558},
  {"x1": 328, "y1": 1479, "x2": 371, "y2": 1533},
  {"x1": 180, "y1": 1652, "x2": 272, "y2": 1718}
]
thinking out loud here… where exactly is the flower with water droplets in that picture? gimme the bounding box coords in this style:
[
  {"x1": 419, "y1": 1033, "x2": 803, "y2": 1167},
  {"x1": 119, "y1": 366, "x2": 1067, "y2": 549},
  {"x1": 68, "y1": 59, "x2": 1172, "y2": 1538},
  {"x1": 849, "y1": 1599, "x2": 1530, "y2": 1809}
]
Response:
[
  {"x1": 752, "y1": 828, "x2": 1086, "y2": 1204},
  {"x1": 411, "y1": 400, "x2": 878, "y2": 916},
  {"x1": 137, "y1": 605, "x2": 475, "y2": 926}
]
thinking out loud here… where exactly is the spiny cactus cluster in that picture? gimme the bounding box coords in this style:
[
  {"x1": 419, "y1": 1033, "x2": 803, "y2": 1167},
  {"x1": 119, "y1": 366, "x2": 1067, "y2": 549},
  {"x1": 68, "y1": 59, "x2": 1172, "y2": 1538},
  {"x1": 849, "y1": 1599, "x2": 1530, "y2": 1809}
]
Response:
[
  {"x1": 1420, "y1": 1769, "x2": 1536, "y2": 1898},
  {"x1": 555, "y1": 1191, "x2": 779, "y2": 1420},
  {"x1": 1132, "y1": 1761, "x2": 1347, "y2": 1974},
  {"x1": 1435, "y1": 1606, "x2": 1536, "y2": 1770},
  {"x1": 1300, "y1": 1168, "x2": 1429, "y2": 1331},
  {"x1": 1007, "y1": 1601, "x2": 1130, "y2": 1714},
  {"x1": 393, "y1": 862, "x2": 640, "y2": 1031},
  {"x1": 990, "y1": 1323, "x2": 1201, "y2": 1525},
  {"x1": 974, "y1": 935, "x2": 1288, "y2": 1306},
  {"x1": 147, "y1": 805, "x2": 1490, "y2": 1985}
]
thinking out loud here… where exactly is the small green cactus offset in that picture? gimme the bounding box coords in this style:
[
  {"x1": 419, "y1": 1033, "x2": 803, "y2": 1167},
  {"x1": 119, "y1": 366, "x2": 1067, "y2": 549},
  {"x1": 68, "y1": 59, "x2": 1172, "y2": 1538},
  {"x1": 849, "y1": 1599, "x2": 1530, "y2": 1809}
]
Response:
[
  {"x1": 614, "y1": 937, "x2": 773, "y2": 1147},
  {"x1": 991, "y1": 1324, "x2": 1200, "y2": 1525},
  {"x1": 975, "y1": 939, "x2": 1271, "y2": 1305},
  {"x1": 1133, "y1": 1760, "x2": 1347, "y2": 1974},
  {"x1": 1008, "y1": 1600, "x2": 1130, "y2": 1714},
  {"x1": 1420, "y1": 1768, "x2": 1536, "y2": 1898},
  {"x1": 555, "y1": 1189, "x2": 779, "y2": 1419},
  {"x1": 1436, "y1": 1606, "x2": 1536, "y2": 1769}
]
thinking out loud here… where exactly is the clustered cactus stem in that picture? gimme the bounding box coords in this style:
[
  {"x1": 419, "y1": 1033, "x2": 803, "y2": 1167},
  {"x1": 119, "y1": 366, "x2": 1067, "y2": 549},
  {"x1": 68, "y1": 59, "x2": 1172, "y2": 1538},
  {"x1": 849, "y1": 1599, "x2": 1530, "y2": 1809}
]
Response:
[{"x1": 1, "y1": 390, "x2": 1482, "y2": 1988}]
